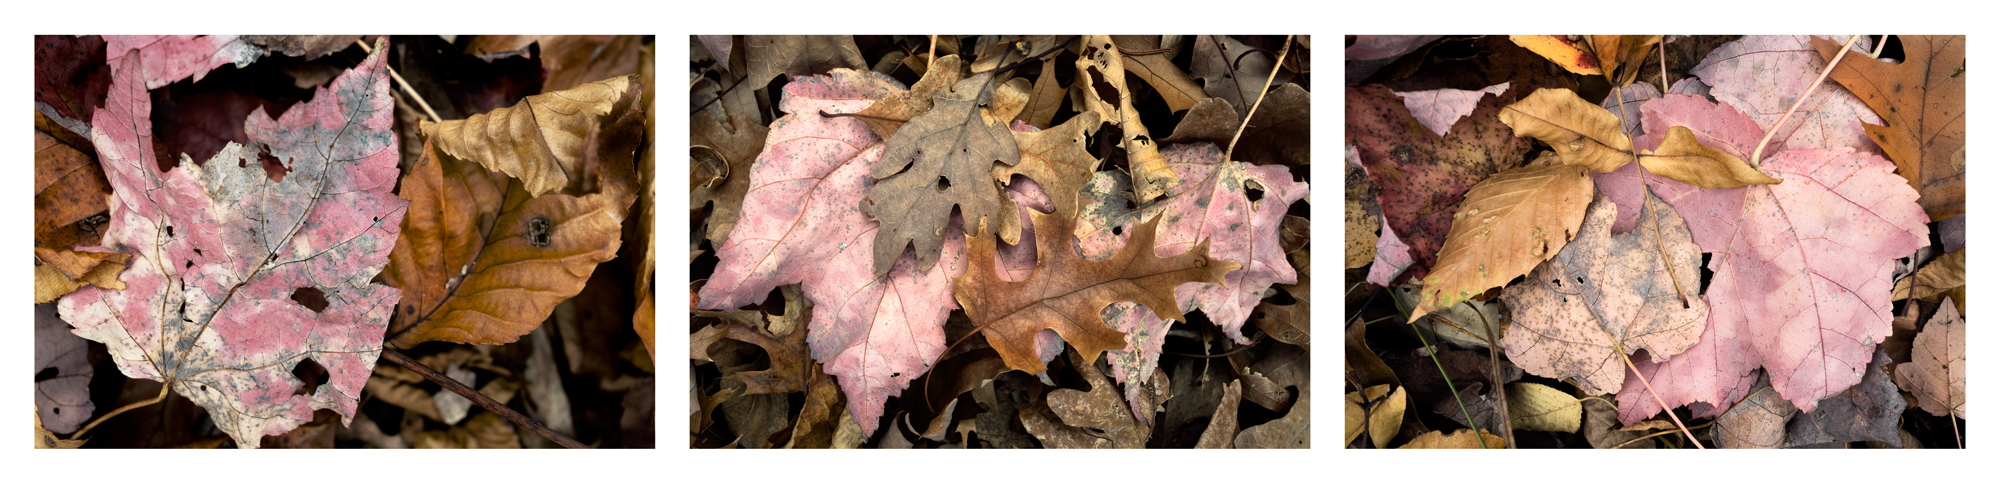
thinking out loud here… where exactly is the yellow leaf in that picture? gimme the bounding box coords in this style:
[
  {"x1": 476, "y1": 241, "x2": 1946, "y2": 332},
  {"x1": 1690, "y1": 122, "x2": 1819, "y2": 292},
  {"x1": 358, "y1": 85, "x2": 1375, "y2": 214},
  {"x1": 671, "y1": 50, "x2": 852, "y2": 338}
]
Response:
[
  {"x1": 1074, "y1": 35, "x2": 1181, "y2": 203},
  {"x1": 1400, "y1": 429, "x2": 1505, "y2": 449},
  {"x1": 1498, "y1": 88, "x2": 1634, "y2": 173},
  {"x1": 33, "y1": 250, "x2": 128, "y2": 304},
  {"x1": 1365, "y1": 384, "x2": 1405, "y2": 449},
  {"x1": 422, "y1": 74, "x2": 640, "y2": 197},
  {"x1": 1411, "y1": 163, "x2": 1593, "y2": 322},
  {"x1": 1639, "y1": 126, "x2": 1781, "y2": 188},
  {"x1": 1506, "y1": 382, "x2": 1582, "y2": 433}
]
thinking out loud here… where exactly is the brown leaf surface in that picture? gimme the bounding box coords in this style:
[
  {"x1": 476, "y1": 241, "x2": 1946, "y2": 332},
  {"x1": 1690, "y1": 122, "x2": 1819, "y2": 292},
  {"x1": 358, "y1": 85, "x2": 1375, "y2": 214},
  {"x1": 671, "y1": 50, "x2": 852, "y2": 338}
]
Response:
[
  {"x1": 33, "y1": 249, "x2": 128, "y2": 304},
  {"x1": 382, "y1": 137, "x2": 637, "y2": 347},
  {"x1": 34, "y1": 131, "x2": 111, "y2": 252},
  {"x1": 1195, "y1": 380, "x2": 1243, "y2": 448},
  {"x1": 864, "y1": 72, "x2": 1021, "y2": 276},
  {"x1": 1254, "y1": 249, "x2": 1311, "y2": 350},
  {"x1": 1409, "y1": 162, "x2": 1593, "y2": 321},
  {"x1": 1501, "y1": 194, "x2": 1707, "y2": 395},
  {"x1": 1897, "y1": 299, "x2": 1965, "y2": 419},
  {"x1": 1074, "y1": 35, "x2": 1181, "y2": 203},
  {"x1": 742, "y1": 35, "x2": 866, "y2": 93},
  {"x1": 1813, "y1": 35, "x2": 1965, "y2": 220},
  {"x1": 690, "y1": 112, "x2": 768, "y2": 244},
  {"x1": 1109, "y1": 36, "x2": 1206, "y2": 113},
  {"x1": 1893, "y1": 248, "x2": 1964, "y2": 303},
  {"x1": 1041, "y1": 352, "x2": 1149, "y2": 448},
  {"x1": 422, "y1": 74, "x2": 641, "y2": 197},
  {"x1": 1498, "y1": 88, "x2": 1634, "y2": 173},
  {"x1": 1015, "y1": 59, "x2": 1064, "y2": 129},
  {"x1": 855, "y1": 55, "x2": 964, "y2": 141}
]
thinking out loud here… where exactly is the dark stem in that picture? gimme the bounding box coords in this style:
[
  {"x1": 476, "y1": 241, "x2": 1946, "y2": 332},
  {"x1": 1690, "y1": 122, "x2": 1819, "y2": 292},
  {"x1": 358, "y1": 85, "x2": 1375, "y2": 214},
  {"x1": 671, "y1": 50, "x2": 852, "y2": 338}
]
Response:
[
  {"x1": 689, "y1": 74, "x2": 746, "y2": 116},
  {"x1": 382, "y1": 349, "x2": 588, "y2": 449},
  {"x1": 1163, "y1": 332, "x2": 1266, "y2": 359}
]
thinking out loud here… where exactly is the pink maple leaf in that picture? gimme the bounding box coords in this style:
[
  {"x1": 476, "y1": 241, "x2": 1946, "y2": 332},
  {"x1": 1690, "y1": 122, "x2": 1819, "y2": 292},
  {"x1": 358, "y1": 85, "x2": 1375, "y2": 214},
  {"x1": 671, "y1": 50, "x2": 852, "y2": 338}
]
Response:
[
  {"x1": 103, "y1": 35, "x2": 266, "y2": 90},
  {"x1": 58, "y1": 38, "x2": 405, "y2": 448},
  {"x1": 1396, "y1": 82, "x2": 1511, "y2": 137},
  {"x1": 1691, "y1": 35, "x2": 1881, "y2": 153}
]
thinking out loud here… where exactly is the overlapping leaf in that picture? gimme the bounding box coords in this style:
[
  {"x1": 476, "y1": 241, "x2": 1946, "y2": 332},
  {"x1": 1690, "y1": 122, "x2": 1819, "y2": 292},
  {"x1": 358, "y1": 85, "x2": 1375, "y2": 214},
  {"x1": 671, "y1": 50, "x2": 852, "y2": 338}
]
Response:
[
  {"x1": 1348, "y1": 84, "x2": 1530, "y2": 284},
  {"x1": 422, "y1": 75, "x2": 642, "y2": 197},
  {"x1": 1897, "y1": 300, "x2": 1965, "y2": 419},
  {"x1": 1812, "y1": 35, "x2": 1966, "y2": 220},
  {"x1": 864, "y1": 72, "x2": 1021, "y2": 276}
]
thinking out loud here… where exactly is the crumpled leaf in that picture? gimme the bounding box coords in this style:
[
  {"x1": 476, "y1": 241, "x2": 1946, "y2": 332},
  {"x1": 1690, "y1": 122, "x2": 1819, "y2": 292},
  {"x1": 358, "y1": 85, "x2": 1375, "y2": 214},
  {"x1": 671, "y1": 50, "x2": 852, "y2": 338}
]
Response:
[
  {"x1": 690, "y1": 112, "x2": 769, "y2": 244},
  {"x1": 695, "y1": 69, "x2": 968, "y2": 437},
  {"x1": 1814, "y1": 36, "x2": 1966, "y2": 220},
  {"x1": 1503, "y1": 194, "x2": 1707, "y2": 395},
  {"x1": 34, "y1": 249, "x2": 129, "y2": 304},
  {"x1": 1348, "y1": 84, "x2": 1531, "y2": 284},
  {"x1": 103, "y1": 35, "x2": 265, "y2": 90},
  {"x1": 1408, "y1": 160, "x2": 1592, "y2": 322},
  {"x1": 1893, "y1": 248, "x2": 1964, "y2": 303},
  {"x1": 58, "y1": 38, "x2": 406, "y2": 449},
  {"x1": 1897, "y1": 299, "x2": 1965, "y2": 419},
  {"x1": 1074, "y1": 35, "x2": 1181, "y2": 203},
  {"x1": 864, "y1": 72, "x2": 1021, "y2": 276},
  {"x1": 740, "y1": 35, "x2": 865, "y2": 94},
  {"x1": 1691, "y1": 35, "x2": 1880, "y2": 152},
  {"x1": 1254, "y1": 248, "x2": 1310, "y2": 349},
  {"x1": 422, "y1": 74, "x2": 641, "y2": 197},
  {"x1": 1014, "y1": 58, "x2": 1064, "y2": 129},
  {"x1": 36, "y1": 303, "x2": 95, "y2": 434}
]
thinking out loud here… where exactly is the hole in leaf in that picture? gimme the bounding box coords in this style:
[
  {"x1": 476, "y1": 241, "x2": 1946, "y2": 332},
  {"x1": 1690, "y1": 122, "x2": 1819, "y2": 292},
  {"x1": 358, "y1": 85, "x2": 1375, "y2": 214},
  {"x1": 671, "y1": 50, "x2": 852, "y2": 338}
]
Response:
[
  {"x1": 1086, "y1": 66, "x2": 1120, "y2": 106},
  {"x1": 165, "y1": 225, "x2": 174, "y2": 237},
  {"x1": 257, "y1": 144, "x2": 289, "y2": 182},
  {"x1": 1575, "y1": 276, "x2": 1586, "y2": 286},
  {"x1": 1245, "y1": 179, "x2": 1266, "y2": 203},
  {"x1": 527, "y1": 216, "x2": 554, "y2": 248},
  {"x1": 290, "y1": 287, "x2": 329, "y2": 313},
  {"x1": 1112, "y1": 225, "x2": 1124, "y2": 236},
  {"x1": 184, "y1": 260, "x2": 193, "y2": 269},
  {"x1": 935, "y1": 175, "x2": 952, "y2": 192},
  {"x1": 289, "y1": 358, "x2": 327, "y2": 397},
  {"x1": 35, "y1": 367, "x2": 57, "y2": 382}
]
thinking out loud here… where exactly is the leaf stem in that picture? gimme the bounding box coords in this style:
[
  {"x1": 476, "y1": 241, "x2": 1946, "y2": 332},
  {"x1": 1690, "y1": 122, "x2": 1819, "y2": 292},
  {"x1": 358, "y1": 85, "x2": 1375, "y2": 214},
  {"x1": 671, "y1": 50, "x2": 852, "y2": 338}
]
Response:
[
  {"x1": 1870, "y1": 35, "x2": 1889, "y2": 59},
  {"x1": 1475, "y1": 309, "x2": 1517, "y2": 448},
  {"x1": 1225, "y1": 35, "x2": 1293, "y2": 162},
  {"x1": 1611, "y1": 85, "x2": 1693, "y2": 308},
  {"x1": 1658, "y1": 37, "x2": 1670, "y2": 94},
  {"x1": 1391, "y1": 289, "x2": 1487, "y2": 449},
  {"x1": 70, "y1": 383, "x2": 170, "y2": 440},
  {"x1": 354, "y1": 39, "x2": 442, "y2": 124},
  {"x1": 1615, "y1": 349, "x2": 1705, "y2": 448},
  {"x1": 1747, "y1": 34, "x2": 1861, "y2": 168},
  {"x1": 382, "y1": 349, "x2": 588, "y2": 449}
]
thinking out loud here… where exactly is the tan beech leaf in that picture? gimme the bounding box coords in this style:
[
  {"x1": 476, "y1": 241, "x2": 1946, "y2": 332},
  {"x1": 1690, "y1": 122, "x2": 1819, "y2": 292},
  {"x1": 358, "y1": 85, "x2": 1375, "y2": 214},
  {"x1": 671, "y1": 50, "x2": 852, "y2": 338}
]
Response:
[
  {"x1": 1401, "y1": 429, "x2": 1505, "y2": 449},
  {"x1": 987, "y1": 77, "x2": 1032, "y2": 123},
  {"x1": 1409, "y1": 163, "x2": 1593, "y2": 322},
  {"x1": 864, "y1": 72, "x2": 1021, "y2": 276},
  {"x1": 954, "y1": 205, "x2": 1235, "y2": 374},
  {"x1": 382, "y1": 136, "x2": 637, "y2": 347},
  {"x1": 1015, "y1": 59, "x2": 1064, "y2": 129},
  {"x1": 1362, "y1": 384, "x2": 1405, "y2": 449},
  {"x1": 1638, "y1": 125, "x2": 1782, "y2": 188},
  {"x1": 33, "y1": 249, "x2": 128, "y2": 304},
  {"x1": 741, "y1": 35, "x2": 866, "y2": 94},
  {"x1": 1506, "y1": 381, "x2": 1582, "y2": 433},
  {"x1": 1074, "y1": 35, "x2": 1181, "y2": 203},
  {"x1": 690, "y1": 112, "x2": 769, "y2": 244},
  {"x1": 1896, "y1": 299, "x2": 1965, "y2": 419},
  {"x1": 855, "y1": 55, "x2": 963, "y2": 141},
  {"x1": 1499, "y1": 88, "x2": 1635, "y2": 173},
  {"x1": 34, "y1": 131, "x2": 111, "y2": 252},
  {"x1": 422, "y1": 74, "x2": 640, "y2": 197},
  {"x1": 1109, "y1": 36, "x2": 1206, "y2": 112},
  {"x1": 1502, "y1": 194, "x2": 1707, "y2": 395},
  {"x1": 1893, "y1": 249, "x2": 1964, "y2": 303}
]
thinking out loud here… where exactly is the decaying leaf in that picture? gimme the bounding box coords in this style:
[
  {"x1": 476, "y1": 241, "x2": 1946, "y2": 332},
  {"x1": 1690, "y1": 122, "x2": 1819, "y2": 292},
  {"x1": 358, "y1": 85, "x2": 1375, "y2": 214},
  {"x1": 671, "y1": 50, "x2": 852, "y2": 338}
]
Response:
[
  {"x1": 1190, "y1": 35, "x2": 1293, "y2": 123},
  {"x1": 1074, "y1": 35, "x2": 1181, "y2": 203},
  {"x1": 36, "y1": 304, "x2": 95, "y2": 434},
  {"x1": 853, "y1": 55, "x2": 964, "y2": 141},
  {"x1": 864, "y1": 72, "x2": 1021, "y2": 276},
  {"x1": 1407, "y1": 161, "x2": 1592, "y2": 322},
  {"x1": 35, "y1": 131, "x2": 113, "y2": 253},
  {"x1": 1040, "y1": 352, "x2": 1148, "y2": 448},
  {"x1": 1503, "y1": 194, "x2": 1706, "y2": 395},
  {"x1": 1109, "y1": 36, "x2": 1206, "y2": 113},
  {"x1": 740, "y1": 35, "x2": 866, "y2": 94},
  {"x1": 34, "y1": 249, "x2": 129, "y2": 304},
  {"x1": 58, "y1": 38, "x2": 406, "y2": 448},
  {"x1": 1893, "y1": 249, "x2": 1964, "y2": 303},
  {"x1": 1812, "y1": 36, "x2": 1965, "y2": 220},
  {"x1": 1397, "y1": 82, "x2": 1511, "y2": 137},
  {"x1": 1348, "y1": 84, "x2": 1531, "y2": 284},
  {"x1": 690, "y1": 112, "x2": 769, "y2": 245},
  {"x1": 1353, "y1": 384, "x2": 1404, "y2": 449},
  {"x1": 103, "y1": 35, "x2": 266, "y2": 90},
  {"x1": 1511, "y1": 35, "x2": 1660, "y2": 86},
  {"x1": 1400, "y1": 429, "x2": 1503, "y2": 449},
  {"x1": 1418, "y1": 298, "x2": 1505, "y2": 350},
  {"x1": 1897, "y1": 300, "x2": 1965, "y2": 419},
  {"x1": 422, "y1": 75, "x2": 641, "y2": 197}
]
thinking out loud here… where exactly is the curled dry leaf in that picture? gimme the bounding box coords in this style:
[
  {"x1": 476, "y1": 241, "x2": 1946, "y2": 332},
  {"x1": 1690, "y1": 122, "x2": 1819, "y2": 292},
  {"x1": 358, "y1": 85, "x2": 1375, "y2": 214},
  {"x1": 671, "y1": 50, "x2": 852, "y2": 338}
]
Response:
[
  {"x1": 1812, "y1": 36, "x2": 1965, "y2": 220},
  {"x1": 1075, "y1": 35, "x2": 1180, "y2": 203},
  {"x1": 59, "y1": 38, "x2": 405, "y2": 448},
  {"x1": 1642, "y1": 126, "x2": 1781, "y2": 189},
  {"x1": 1502, "y1": 194, "x2": 1707, "y2": 395},
  {"x1": 1897, "y1": 300, "x2": 1965, "y2": 419},
  {"x1": 1408, "y1": 161, "x2": 1592, "y2": 322},
  {"x1": 1893, "y1": 248, "x2": 1964, "y2": 303},
  {"x1": 34, "y1": 249, "x2": 129, "y2": 304},
  {"x1": 422, "y1": 74, "x2": 641, "y2": 197},
  {"x1": 1498, "y1": 88, "x2": 1634, "y2": 172},
  {"x1": 690, "y1": 112, "x2": 769, "y2": 244},
  {"x1": 1041, "y1": 352, "x2": 1149, "y2": 448},
  {"x1": 865, "y1": 72, "x2": 1021, "y2": 276}
]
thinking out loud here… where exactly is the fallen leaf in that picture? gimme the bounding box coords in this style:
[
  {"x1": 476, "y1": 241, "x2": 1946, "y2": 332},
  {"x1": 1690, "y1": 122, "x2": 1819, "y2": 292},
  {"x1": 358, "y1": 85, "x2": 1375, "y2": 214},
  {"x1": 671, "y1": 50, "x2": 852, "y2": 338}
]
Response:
[
  {"x1": 1109, "y1": 36, "x2": 1206, "y2": 113},
  {"x1": 1042, "y1": 352, "x2": 1148, "y2": 448},
  {"x1": 1786, "y1": 349, "x2": 1907, "y2": 447},
  {"x1": 1513, "y1": 35, "x2": 1660, "y2": 87},
  {"x1": 410, "y1": 412, "x2": 521, "y2": 449},
  {"x1": 1506, "y1": 382, "x2": 1581, "y2": 433},
  {"x1": 1345, "y1": 397, "x2": 1366, "y2": 447},
  {"x1": 35, "y1": 412, "x2": 87, "y2": 449},
  {"x1": 1358, "y1": 384, "x2": 1404, "y2": 448},
  {"x1": 1713, "y1": 377, "x2": 1794, "y2": 449},
  {"x1": 1346, "y1": 198, "x2": 1378, "y2": 269},
  {"x1": 853, "y1": 55, "x2": 963, "y2": 141},
  {"x1": 1581, "y1": 398, "x2": 1653, "y2": 448},
  {"x1": 1502, "y1": 194, "x2": 1707, "y2": 395},
  {"x1": 35, "y1": 304, "x2": 94, "y2": 434},
  {"x1": 1397, "y1": 82, "x2": 1511, "y2": 137},
  {"x1": 1195, "y1": 380, "x2": 1243, "y2": 448},
  {"x1": 1509, "y1": 35, "x2": 1605, "y2": 76},
  {"x1": 240, "y1": 35, "x2": 359, "y2": 60},
  {"x1": 864, "y1": 72, "x2": 1021, "y2": 276},
  {"x1": 1348, "y1": 83, "x2": 1531, "y2": 284},
  {"x1": 58, "y1": 38, "x2": 405, "y2": 448},
  {"x1": 1163, "y1": 84, "x2": 1312, "y2": 168},
  {"x1": 1254, "y1": 248, "x2": 1311, "y2": 350},
  {"x1": 1345, "y1": 35, "x2": 1441, "y2": 82},
  {"x1": 34, "y1": 131, "x2": 112, "y2": 253},
  {"x1": 1235, "y1": 383, "x2": 1309, "y2": 449},
  {"x1": 1190, "y1": 35, "x2": 1293, "y2": 122},
  {"x1": 1400, "y1": 429, "x2": 1503, "y2": 449},
  {"x1": 1811, "y1": 35, "x2": 1967, "y2": 219},
  {"x1": 103, "y1": 35, "x2": 265, "y2": 90},
  {"x1": 1893, "y1": 249, "x2": 1964, "y2": 303},
  {"x1": 33, "y1": 249, "x2": 128, "y2": 304},
  {"x1": 1897, "y1": 299, "x2": 1965, "y2": 419},
  {"x1": 1642, "y1": 125, "x2": 1782, "y2": 189},
  {"x1": 690, "y1": 112, "x2": 769, "y2": 244},
  {"x1": 1074, "y1": 36, "x2": 1181, "y2": 203},
  {"x1": 1014, "y1": 58, "x2": 1064, "y2": 129},
  {"x1": 741, "y1": 35, "x2": 866, "y2": 93},
  {"x1": 1418, "y1": 298, "x2": 1506, "y2": 350},
  {"x1": 1691, "y1": 35, "x2": 1880, "y2": 152},
  {"x1": 1408, "y1": 161, "x2": 1593, "y2": 322},
  {"x1": 34, "y1": 35, "x2": 113, "y2": 135},
  {"x1": 1594, "y1": 94, "x2": 1765, "y2": 239},
  {"x1": 1498, "y1": 87, "x2": 1633, "y2": 172},
  {"x1": 422, "y1": 74, "x2": 642, "y2": 197}
]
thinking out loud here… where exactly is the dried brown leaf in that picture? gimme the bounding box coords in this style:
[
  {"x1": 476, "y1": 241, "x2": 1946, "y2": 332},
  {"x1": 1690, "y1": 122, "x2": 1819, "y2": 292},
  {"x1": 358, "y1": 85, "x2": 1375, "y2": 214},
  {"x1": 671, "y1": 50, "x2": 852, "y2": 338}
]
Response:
[
  {"x1": 422, "y1": 74, "x2": 641, "y2": 197},
  {"x1": 1409, "y1": 163, "x2": 1593, "y2": 321},
  {"x1": 1075, "y1": 35, "x2": 1181, "y2": 202},
  {"x1": 864, "y1": 72, "x2": 1021, "y2": 276},
  {"x1": 1897, "y1": 300, "x2": 1965, "y2": 419},
  {"x1": 1498, "y1": 88, "x2": 1634, "y2": 173}
]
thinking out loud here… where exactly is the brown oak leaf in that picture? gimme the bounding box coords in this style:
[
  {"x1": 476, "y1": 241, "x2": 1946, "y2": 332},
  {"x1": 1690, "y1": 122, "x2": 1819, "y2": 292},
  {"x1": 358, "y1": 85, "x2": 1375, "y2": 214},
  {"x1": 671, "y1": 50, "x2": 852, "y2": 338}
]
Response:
[
  {"x1": 863, "y1": 72, "x2": 1021, "y2": 276},
  {"x1": 1813, "y1": 35, "x2": 1966, "y2": 220}
]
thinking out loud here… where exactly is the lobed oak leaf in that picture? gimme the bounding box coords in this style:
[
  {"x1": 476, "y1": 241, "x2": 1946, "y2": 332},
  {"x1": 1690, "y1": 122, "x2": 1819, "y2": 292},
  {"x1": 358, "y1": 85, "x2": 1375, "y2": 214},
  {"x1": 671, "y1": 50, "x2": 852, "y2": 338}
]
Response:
[
  {"x1": 422, "y1": 74, "x2": 642, "y2": 197},
  {"x1": 1812, "y1": 35, "x2": 1966, "y2": 220},
  {"x1": 1896, "y1": 299, "x2": 1965, "y2": 419},
  {"x1": 1348, "y1": 83, "x2": 1531, "y2": 284},
  {"x1": 1408, "y1": 160, "x2": 1592, "y2": 322},
  {"x1": 864, "y1": 72, "x2": 1021, "y2": 276},
  {"x1": 1502, "y1": 194, "x2": 1707, "y2": 395},
  {"x1": 58, "y1": 38, "x2": 406, "y2": 448}
]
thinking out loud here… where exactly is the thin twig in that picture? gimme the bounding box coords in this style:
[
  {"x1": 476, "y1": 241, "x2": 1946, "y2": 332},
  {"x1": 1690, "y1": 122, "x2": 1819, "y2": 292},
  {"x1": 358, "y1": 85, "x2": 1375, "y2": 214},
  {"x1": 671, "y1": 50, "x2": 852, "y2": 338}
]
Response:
[
  {"x1": 1225, "y1": 35, "x2": 1293, "y2": 162},
  {"x1": 354, "y1": 39, "x2": 442, "y2": 124},
  {"x1": 1658, "y1": 37, "x2": 1670, "y2": 94},
  {"x1": 1476, "y1": 309, "x2": 1516, "y2": 448},
  {"x1": 1391, "y1": 289, "x2": 1487, "y2": 449},
  {"x1": 1870, "y1": 35, "x2": 1889, "y2": 59},
  {"x1": 1613, "y1": 419, "x2": 1717, "y2": 449},
  {"x1": 382, "y1": 349, "x2": 588, "y2": 449},
  {"x1": 1613, "y1": 87, "x2": 1692, "y2": 307},
  {"x1": 1748, "y1": 34, "x2": 1861, "y2": 167},
  {"x1": 71, "y1": 384, "x2": 169, "y2": 440}
]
